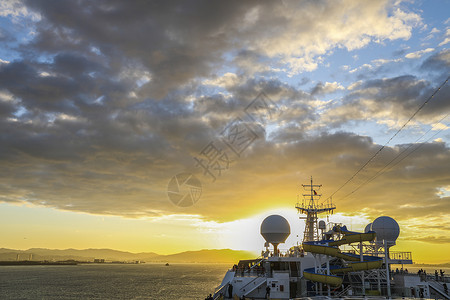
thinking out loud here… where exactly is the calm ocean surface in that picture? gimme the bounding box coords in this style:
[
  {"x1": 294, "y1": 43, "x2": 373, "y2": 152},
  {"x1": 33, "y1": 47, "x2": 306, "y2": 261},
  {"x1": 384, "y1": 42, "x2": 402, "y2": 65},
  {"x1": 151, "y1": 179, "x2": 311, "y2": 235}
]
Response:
[
  {"x1": 0, "y1": 263, "x2": 229, "y2": 299},
  {"x1": 1, "y1": 263, "x2": 449, "y2": 299}
]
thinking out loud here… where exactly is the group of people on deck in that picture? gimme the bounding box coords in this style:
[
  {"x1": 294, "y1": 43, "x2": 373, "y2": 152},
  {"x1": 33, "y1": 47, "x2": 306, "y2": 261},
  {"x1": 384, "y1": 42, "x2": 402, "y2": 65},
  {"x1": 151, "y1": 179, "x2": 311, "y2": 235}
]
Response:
[
  {"x1": 434, "y1": 269, "x2": 446, "y2": 281},
  {"x1": 231, "y1": 263, "x2": 265, "y2": 276},
  {"x1": 395, "y1": 268, "x2": 409, "y2": 274}
]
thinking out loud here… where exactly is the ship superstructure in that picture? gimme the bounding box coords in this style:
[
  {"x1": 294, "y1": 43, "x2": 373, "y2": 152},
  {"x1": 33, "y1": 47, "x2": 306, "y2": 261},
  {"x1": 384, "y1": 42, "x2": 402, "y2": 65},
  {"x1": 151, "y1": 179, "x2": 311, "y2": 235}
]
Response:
[{"x1": 212, "y1": 179, "x2": 448, "y2": 299}]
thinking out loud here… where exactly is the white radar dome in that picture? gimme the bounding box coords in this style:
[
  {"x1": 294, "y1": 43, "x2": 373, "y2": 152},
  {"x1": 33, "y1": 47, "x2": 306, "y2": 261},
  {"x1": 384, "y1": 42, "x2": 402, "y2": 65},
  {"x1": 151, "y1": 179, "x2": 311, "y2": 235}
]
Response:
[
  {"x1": 260, "y1": 215, "x2": 290, "y2": 244},
  {"x1": 364, "y1": 223, "x2": 372, "y2": 233},
  {"x1": 371, "y1": 216, "x2": 400, "y2": 243}
]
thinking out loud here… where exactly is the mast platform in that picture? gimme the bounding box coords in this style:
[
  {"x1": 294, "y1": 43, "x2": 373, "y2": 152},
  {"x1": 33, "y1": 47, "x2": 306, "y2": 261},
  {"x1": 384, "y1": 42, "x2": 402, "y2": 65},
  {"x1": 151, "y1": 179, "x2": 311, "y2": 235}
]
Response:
[{"x1": 296, "y1": 177, "x2": 336, "y2": 242}]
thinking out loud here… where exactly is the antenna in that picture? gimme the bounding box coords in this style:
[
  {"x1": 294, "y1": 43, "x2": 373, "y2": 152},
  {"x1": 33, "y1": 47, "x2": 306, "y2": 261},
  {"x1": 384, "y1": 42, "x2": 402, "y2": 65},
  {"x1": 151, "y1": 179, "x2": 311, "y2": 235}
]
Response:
[{"x1": 295, "y1": 177, "x2": 336, "y2": 242}]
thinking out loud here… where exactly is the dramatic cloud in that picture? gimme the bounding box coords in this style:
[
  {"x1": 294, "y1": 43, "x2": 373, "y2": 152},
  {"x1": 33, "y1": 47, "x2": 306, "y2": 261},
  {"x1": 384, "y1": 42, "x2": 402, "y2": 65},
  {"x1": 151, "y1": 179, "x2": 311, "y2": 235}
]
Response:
[
  {"x1": 14, "y1": 0, "x2": 421, "y2": 98},
  {"x1": 421, "y1": 49, "x2": 450, "y2": 72},
  {"x1": 319, "y1": 74, "x2": 450, "y2": 129},
  {"x1": 0, "y1": 0, "x2": 448, "y2": 233}
]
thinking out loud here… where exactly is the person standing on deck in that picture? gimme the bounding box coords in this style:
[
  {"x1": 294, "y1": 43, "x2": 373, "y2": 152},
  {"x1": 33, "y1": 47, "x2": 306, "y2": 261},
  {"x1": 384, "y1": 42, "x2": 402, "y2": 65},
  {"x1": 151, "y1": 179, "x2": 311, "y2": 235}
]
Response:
[{"x1": 265, "y1": 285, "x2": 271, "y2": 299}]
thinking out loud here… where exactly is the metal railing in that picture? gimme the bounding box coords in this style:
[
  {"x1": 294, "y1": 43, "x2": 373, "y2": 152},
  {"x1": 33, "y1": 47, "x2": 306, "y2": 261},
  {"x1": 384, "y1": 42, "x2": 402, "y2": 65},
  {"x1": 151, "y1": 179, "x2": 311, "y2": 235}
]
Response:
[
  {"x1": 213, "y1": 283, "x2": 228, "y2": 300},
  {"x1": 389, "y1": 251, "x2": 412, "y2": 260},
  {"x1": 295, "y1": 202, "x2": 336, "y2": 212},
  {"x1": 335, "y1": 284, "x2": 352, "y2": 297},
  {"x1": 234, "y1": 268, "x2": 266, "y2": 277}
]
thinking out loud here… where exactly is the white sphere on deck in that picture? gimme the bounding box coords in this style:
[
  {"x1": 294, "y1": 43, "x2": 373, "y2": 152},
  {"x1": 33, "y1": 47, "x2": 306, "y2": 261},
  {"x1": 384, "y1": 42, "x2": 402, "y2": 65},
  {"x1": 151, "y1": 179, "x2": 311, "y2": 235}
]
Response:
[
  {"x1": 364, "y1": 223, "x2": 372, "y2": 233},
  {"x1": 371, "y1": 216, "x2": 400, "y2": 243},
  {"x1": 260, "y1": 215, "x2": 290, "y2": 244}
]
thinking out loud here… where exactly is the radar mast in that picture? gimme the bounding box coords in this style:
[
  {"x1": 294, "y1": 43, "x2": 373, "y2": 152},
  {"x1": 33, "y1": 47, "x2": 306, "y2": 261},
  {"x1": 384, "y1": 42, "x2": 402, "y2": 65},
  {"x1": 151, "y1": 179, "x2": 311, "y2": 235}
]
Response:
[{"x1": 295, "y1": 177, "x2": 336, "y2": 242}]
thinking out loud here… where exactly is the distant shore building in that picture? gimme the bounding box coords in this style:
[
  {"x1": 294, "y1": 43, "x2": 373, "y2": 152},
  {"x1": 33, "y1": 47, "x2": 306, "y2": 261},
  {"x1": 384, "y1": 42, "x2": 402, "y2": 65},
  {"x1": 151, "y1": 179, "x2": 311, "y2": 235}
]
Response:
[{"x1": 94, "y1": 258, "x2": 105, "y2": 263}]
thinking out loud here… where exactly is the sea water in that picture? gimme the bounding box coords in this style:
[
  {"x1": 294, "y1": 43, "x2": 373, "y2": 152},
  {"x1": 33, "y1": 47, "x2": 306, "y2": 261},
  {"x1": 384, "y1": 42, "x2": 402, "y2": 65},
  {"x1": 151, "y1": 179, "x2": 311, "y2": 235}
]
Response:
[
  {"x1": 2, "y1": 263, "x2": 449, "y2": 299},
  {"x1": 0, "y1": 263, "x2": 229, "y2": 299}
]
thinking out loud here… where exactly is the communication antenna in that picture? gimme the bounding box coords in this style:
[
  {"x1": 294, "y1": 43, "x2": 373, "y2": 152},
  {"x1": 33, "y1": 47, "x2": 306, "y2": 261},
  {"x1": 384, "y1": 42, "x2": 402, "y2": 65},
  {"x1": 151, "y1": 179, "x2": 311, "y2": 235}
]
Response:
[{"x1": 295, "y1": 177, "x2": 336, "y2": 242}]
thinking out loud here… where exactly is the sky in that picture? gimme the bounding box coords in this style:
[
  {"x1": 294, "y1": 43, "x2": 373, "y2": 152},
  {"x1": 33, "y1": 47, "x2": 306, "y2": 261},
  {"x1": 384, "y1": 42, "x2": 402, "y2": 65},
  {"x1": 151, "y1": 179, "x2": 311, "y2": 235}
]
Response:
[{"x1": 0, "y1": 0, "x2": 449, "y2": 263}]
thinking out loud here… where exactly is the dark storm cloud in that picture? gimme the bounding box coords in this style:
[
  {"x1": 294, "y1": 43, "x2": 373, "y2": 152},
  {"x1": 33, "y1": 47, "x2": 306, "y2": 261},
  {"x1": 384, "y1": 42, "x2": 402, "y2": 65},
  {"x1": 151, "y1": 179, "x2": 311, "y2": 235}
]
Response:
[
  {"x1": 320, "y1": 75, "x2": 450, "y2": 129},
  {"x1": 23, "y1": 0, "x2": 266, "y2": 98},
  {"x1": 3, "y1": 63, "x2": 449, "y2": 221},
  {"x1": 18, "y1": 0, "x2": 422, "y2": 99},
  {"x1": 52, "y1": 53, "x2": 104, "y2": 78},
  {"x1": 357, "y1": 75, "x2": 450, "y2": 117},
  {"x1": 0, "y1": 0, "x2": 448, "y2": 222},
  {"x1": 0, "y1": 61, "x2": 82, "y2": 113},
  {"x1": 0, "y1": 99, "x2": 15, "y2": 117},
  {"x1": 0, "y1": 82, "x2": 223, "y2": 217},
  {"x1": 421, "y1": 49, "x2": 450, "y2": 72}
]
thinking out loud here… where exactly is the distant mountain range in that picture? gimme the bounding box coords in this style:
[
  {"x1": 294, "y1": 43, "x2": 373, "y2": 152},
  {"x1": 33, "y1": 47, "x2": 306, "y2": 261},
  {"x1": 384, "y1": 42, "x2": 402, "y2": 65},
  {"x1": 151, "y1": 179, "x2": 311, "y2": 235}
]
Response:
[
  {"x1": 0, "y1": 248, "x2": 256, "y2": 263},
  {"x1": 411, "y1": 262, "x2": 450, "y2": 268},
  {"x1": 1, "y1": 248, "x2": 448, "y2": 266}
]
